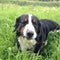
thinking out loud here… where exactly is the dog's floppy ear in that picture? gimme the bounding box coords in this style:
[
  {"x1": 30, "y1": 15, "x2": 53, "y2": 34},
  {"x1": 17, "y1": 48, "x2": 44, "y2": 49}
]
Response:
[
  {"x1": 14, "y1": 17, "x2": 21, "y2": 32},
  {"x1": 37, "y1": 20, "x2": 41, "y2": 34},
  {"x1": 36, "y1": 21, "x2": 46, "y2": 42}
]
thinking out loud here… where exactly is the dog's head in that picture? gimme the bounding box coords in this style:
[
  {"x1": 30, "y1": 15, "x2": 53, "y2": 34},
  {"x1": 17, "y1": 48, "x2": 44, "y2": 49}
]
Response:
[
  {"x1": 14, "y1": 14, "x2": 41, "y2": 51},
  {"x1": 14, "y1": 14, "x2": 41, "y2": 39}
]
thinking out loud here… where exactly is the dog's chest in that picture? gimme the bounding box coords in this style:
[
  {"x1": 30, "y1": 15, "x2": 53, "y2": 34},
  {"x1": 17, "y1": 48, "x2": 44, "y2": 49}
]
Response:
[{"x1": 17, "y1": 36, "x2": 36, "y2": 51}]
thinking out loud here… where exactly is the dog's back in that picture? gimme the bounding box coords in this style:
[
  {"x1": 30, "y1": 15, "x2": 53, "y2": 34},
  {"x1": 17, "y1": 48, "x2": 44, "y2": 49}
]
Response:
[{"x1": 40, "y1": 19, "x2": 60, "y2": 32}]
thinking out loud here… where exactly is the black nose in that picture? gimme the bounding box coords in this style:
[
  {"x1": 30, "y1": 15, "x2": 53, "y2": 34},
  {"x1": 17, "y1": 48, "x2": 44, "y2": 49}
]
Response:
[{"x1": 27, "y1": 32, "x2": 34, "y2": 38}]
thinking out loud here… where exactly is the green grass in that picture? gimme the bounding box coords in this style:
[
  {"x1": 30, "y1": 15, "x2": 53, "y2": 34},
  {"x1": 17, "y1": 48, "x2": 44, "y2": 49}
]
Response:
[
  {"x1": 0, "y1": 1, "x2": 60, "y2": 7},
  {"x1": 0, "y1": 3, "x2": 60, "y2": 60}
]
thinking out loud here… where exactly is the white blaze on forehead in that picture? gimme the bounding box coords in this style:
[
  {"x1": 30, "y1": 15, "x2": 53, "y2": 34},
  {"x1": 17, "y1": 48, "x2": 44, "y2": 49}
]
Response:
[
  {"x1": 23, "y1": 14, "x2": 37, "y2": 39},
  {"x1": 28, "y1": 14, "x2": 32, "y2": 24}
]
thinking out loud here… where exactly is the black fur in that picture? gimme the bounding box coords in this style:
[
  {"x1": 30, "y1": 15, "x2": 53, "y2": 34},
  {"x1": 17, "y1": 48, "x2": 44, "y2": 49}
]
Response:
[{"x1": 14, "y1": 14, "x2": 60, "y2": 53}]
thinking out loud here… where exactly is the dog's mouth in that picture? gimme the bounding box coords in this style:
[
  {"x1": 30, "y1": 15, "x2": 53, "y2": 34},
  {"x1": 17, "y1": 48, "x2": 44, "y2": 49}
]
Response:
[{"x1": 23, "y1": 36, "x2": 33, "y2": 40}]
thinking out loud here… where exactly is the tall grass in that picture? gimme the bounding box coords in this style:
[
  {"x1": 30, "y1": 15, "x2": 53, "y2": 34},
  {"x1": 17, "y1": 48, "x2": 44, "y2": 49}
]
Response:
[{"x1": 0, "y1": 3, "x2": 60, "y2": 60}]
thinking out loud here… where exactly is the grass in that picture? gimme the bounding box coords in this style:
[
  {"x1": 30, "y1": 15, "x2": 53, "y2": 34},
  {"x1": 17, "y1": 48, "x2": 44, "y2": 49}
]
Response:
[
  {"x1": 0, "y1": 3, "x2": 60, "y2": 60},
  {"x1": 0, "y1": 1, "x2": 60, "y2": 7}
]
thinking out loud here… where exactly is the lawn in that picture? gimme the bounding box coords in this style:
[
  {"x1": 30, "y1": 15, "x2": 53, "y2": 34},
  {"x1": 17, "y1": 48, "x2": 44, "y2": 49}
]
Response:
[{"x1": 0, "y1": 3, "x2": 60, "y2": 60}]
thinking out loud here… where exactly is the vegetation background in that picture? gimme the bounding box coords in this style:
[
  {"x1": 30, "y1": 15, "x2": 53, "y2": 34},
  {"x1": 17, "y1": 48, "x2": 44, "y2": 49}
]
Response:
[{"x1": 0, "y1": 0, "x2": 60, "y2": 60}]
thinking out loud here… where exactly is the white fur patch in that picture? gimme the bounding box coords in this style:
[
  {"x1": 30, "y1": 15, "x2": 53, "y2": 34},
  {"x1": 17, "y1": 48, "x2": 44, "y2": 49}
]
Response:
[
  {"x1": 18, "y1": 36, "x2": 37, "y2": 51},
  {"x1": 56, "y1": 30, "x2": 60, "y2": 32}
]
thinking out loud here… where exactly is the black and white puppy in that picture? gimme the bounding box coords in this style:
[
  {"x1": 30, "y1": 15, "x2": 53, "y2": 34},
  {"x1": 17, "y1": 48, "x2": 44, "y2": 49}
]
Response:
[{"x1": 14, "y1": 14, "x2": 60, "y2": 53}]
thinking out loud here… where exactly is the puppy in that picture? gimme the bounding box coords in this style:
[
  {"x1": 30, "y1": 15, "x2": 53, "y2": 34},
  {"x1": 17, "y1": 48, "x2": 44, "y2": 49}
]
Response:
[{"x1": 14, "y1": 14, "x2": 60, "y2": 53}]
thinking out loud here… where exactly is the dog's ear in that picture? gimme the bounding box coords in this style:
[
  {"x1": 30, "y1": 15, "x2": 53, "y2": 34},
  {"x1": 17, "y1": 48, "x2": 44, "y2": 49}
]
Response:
[
  {"x1": 14, "y1": 17, "x2": 21, "y2": 32},
  {"x1": 37, "y1": 20, "x2": 41, "y2": 34}
]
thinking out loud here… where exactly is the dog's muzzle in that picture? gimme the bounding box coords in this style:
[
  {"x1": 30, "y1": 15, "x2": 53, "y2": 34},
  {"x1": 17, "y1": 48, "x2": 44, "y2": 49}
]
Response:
[{"x1": 26, "y1": 31, "x2": 34, "y2": 39}]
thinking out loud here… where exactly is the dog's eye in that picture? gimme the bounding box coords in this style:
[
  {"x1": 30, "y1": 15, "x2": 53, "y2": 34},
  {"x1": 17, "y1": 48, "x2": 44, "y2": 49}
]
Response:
[
  {"x1": 22, "y1": 18, "x2": 28, "y2": 24},
  {"x1": 32, "y1": 19, "x2": 37, "y2": 24},
  {"x1": 24, "y1": 18, "x2": 28, "y2": 22}
]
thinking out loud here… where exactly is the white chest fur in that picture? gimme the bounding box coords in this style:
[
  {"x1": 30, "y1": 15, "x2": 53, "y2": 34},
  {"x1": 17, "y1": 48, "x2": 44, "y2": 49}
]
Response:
[{"x1": 18, "y1": 36, "x2": 36, "y2": 51}]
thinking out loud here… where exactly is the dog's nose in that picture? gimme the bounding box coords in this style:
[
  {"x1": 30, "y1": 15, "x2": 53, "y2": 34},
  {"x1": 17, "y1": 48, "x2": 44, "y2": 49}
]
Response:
[{"x1": 27, "y1": 32, "x2": 34, "y2": 39}]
